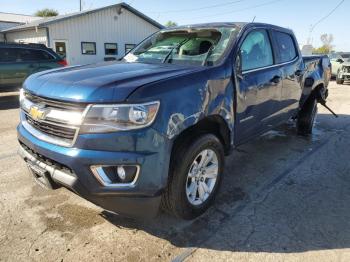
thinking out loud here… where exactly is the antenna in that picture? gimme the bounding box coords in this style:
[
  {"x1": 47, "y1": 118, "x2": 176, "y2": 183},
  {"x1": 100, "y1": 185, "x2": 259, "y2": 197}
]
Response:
[{"x1": 252, "y1": 16, "x2": 256, "y2": 22}]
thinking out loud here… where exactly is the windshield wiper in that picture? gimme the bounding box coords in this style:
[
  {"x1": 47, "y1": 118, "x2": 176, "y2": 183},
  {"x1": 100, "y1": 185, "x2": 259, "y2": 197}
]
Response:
[
  {"x1": 162, "y1": 38, "x2": 191, "y2": 64},
  {"x1": 202, "y1": 45, "x2": 215, "y2": 66}
]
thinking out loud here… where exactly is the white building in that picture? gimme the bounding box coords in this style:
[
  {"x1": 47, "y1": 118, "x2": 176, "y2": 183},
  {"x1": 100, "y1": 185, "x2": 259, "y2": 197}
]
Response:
[
  {"x1": 0, "y1": 12, "x2": 40, "y2": 41},
  {"x1": 1, "y1": 3, "x2": 163, "y2": 65},
  {"x1": 0, "y1": 12, "x2": 40, "y2": 31}
]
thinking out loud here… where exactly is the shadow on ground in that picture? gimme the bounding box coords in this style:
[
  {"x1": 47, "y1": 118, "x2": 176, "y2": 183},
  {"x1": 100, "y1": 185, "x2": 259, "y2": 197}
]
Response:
[
  {"x1": 0, "y1": 93, "x2": 19, "y2": 110},
  {"x1": 99, "y1": 112, "x2": 350, "y2": 254}
]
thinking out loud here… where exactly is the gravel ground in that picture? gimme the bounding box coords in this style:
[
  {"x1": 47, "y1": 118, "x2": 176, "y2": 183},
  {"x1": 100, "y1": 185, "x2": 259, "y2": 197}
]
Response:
[{"x1": 0, "y1": 81, "x2": 350, "y2": 262}]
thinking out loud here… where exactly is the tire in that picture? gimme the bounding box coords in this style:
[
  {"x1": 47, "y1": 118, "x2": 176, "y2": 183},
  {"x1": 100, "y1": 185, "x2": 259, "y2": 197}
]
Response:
[
  {"x1": 162, "y1": 134, "x2": 225, "y2": 219},
  {"x1": 297, "y1": 97, "x2": 318, "y2": 135},
  {"x1": 336, "y1": 72, "x2": 344, "y2": 85}
]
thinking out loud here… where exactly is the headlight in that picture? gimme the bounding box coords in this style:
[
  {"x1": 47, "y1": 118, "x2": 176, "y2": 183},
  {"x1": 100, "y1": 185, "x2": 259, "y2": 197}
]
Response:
[
  {"x1": 80, "y1": 101, "x2": 160, "y2": 133},
  {"x1": 19, "y1": 88, "x2": 25, "y2": 104}
]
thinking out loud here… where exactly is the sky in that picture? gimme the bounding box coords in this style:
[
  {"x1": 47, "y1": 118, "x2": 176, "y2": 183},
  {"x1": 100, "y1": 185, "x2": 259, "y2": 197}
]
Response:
[{"x1": 1, "y1": 0, "x2": 349, "y2": 51}]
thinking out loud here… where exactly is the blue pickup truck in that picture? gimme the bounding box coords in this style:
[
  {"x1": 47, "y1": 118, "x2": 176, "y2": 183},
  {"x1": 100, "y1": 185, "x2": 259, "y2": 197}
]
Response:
[{"x1": 17, "y1": 23, "x2": 331, "y2": 219}]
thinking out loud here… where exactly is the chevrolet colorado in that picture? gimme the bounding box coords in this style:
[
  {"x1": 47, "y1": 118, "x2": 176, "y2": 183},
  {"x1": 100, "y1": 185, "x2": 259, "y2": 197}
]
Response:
[{"x1": 17, "y1": 23, "x2": 331, "y2": 219}]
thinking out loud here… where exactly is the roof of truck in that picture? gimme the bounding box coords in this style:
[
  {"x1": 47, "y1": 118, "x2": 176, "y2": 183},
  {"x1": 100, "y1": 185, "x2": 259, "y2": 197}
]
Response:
[{"x1": 162, "y1": 22, "x2": 294, "y2": 34}]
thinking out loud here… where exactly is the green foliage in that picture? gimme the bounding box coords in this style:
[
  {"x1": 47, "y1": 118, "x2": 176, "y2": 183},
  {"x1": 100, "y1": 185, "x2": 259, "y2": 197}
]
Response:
[
  {"x1": 165, "y1": 21, "x2": 178, "y2": 27},
  {"x1": 312, "y1": 33, "x2": 334, "y2": 55},
  {"x1": 34, "y1": 8, "x2": 59, "y2": 17},
  {"x1": 313, "y1": 46, "x2": 331, "y2": 55}
]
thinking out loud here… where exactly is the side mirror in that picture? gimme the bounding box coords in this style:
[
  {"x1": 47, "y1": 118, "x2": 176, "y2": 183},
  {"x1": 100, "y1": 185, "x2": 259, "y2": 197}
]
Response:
[
  {"x1": 336, "y1": 58, "x2": 344, "y2": 63},
  {"x1": 236, "y1": 52, "x2": 243, "y2": 80}
]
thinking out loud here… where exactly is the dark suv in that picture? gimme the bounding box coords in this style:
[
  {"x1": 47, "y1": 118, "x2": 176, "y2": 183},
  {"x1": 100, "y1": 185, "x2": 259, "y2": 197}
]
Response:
[{"x1": 0, "y1": 43, "x2": 67, "y2": 89}]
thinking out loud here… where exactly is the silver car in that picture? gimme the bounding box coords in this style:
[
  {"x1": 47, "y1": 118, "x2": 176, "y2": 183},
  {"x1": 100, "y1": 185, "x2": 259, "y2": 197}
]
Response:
[{"x1": 330, "y1": 52, "x2": 350, "y2": 79}]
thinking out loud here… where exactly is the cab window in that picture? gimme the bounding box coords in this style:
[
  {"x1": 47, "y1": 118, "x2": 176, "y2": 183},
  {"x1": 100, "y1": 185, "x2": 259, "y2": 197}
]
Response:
[
  {"x1": 240, "y1": 29, "x2": 273, "y2": 71},
  {"x1": 274, "y1": 31, "x2": 297, "y2": 63}
]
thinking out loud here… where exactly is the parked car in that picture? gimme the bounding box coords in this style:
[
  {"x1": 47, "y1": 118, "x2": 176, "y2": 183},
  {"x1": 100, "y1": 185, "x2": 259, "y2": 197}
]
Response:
[
  {"x1": 17, "y1": 23, "x2": 330, "y2": 219},
  {"x1": 0, "y1": 43, "x2": 67, "y2": 90},
  {"x1": 329, "y1": 52, "x2": 350, "y2": 78},
  {"x1": 335, "y1": 62, "x2": 350, "y2": 84}
]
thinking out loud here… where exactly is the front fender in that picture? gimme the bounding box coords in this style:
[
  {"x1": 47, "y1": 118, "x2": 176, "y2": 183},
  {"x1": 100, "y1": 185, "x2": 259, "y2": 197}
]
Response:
[{"x1": 127, "y1": 66, "x2": 235, "y2": 142}]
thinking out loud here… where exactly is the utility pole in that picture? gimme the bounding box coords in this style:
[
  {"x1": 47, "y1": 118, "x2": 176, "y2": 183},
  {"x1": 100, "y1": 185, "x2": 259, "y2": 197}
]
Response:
[{"x1": 80, "y1": 0, "x2": 82, "y2": 11}]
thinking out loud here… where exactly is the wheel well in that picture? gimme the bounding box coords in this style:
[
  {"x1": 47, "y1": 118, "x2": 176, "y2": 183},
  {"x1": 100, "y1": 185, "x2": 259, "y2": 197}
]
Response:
[
  {"x1": 302, "y1": 84, "x2": 326, "y2": 105},
  {"x1": 171, "y1": 115, "x2": 232, "y2": 158}
]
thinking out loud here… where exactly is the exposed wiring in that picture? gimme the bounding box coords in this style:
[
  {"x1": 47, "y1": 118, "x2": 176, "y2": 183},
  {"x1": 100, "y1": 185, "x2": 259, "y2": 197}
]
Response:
[
  {"x1": 182, "y1": 0, "x2": 285, "y2": 20},
  {"x1": 146, "y1": 0, "x2": 248, "y2": 14},
  {"x1": 309, "y1": 0, "x2": 345, "y2": 33}
]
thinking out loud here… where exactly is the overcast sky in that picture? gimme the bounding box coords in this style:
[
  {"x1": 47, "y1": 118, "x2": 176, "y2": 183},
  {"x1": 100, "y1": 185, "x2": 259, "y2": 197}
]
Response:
[{"x1": 1, "y1": 0, "x2": 348, "y2": 51}]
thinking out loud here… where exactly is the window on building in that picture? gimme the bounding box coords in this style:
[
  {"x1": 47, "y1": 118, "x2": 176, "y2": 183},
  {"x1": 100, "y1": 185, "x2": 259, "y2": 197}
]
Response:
[
  {"x1": 274, "y1": 31, "x2": 297, "y2": 63},
  {"x1": 240, "y1": 29, "x2": 273, "y2": 71},
  {"x1": 81, "y1": 42, "x2": 96, "y2": 55},
  {"x1": 125, "y1": 44, "x2": 136, "y2": 54},
  {"x1": 105, "y1": 43, "x2": 118, "y2": 55}
]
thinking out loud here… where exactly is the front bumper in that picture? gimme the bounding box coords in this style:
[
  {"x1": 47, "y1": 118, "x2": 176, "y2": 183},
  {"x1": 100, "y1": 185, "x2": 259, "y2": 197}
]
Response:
[
  {"x1": 339, "y1": 72, "x2": 350, "y2": 80},
  {"x1": 17, "y1": 123, "x2": 171, "y2": 218}
]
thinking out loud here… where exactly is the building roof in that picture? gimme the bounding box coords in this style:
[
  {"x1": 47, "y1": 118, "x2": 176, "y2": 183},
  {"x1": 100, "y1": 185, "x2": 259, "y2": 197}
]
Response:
[
  {"x1": 1, "y1": 3, "x2": 164, "y2": 33},
  {"x1": 0, "y1": 12, "x2": 40, "y2": 24}
]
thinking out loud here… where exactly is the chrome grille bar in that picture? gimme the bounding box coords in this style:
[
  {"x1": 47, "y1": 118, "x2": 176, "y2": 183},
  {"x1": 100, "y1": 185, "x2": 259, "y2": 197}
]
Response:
[{"x1": 21, "y1": 92, "x2": 89, "y2": 147}]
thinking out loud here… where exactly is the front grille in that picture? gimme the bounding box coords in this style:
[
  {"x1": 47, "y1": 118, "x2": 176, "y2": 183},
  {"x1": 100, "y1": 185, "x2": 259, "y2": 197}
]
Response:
[
  {"x1": 25, "y1": 114, "x2": 76, "y2": 140},
  {"x1": 22, "y1": 92, "x2": 87, "y2": 147},
  {"x1": 25, "y1": 92, "x2": 86, "y2": 111}
]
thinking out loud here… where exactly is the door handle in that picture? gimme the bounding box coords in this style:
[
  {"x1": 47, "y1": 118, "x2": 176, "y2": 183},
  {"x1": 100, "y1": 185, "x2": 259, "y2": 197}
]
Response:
[{"x1": 270, "y1": 75, "x2": 281, "y2": 84}]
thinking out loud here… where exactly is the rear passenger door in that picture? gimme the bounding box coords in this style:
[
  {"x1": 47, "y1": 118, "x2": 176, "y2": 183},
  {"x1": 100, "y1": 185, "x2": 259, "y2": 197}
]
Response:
[
  {"x1": 17, "y1": 48, "x2": 41, "y2": 78},
  {"x1": 272, "y1": 30, "x2": 303, "y2": 119},
  {"x1": 235, "y1": 28, "x2": 282, "y2": 144}
]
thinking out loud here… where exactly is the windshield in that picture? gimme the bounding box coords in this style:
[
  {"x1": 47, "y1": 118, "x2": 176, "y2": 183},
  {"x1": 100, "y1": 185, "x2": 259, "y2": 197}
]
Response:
[
  {"x1": 122, "y1": 26, "x2": 240, "y2": 66},
  {"x1": 341, "y1": 54, "x2": 350, "y2": 62}
]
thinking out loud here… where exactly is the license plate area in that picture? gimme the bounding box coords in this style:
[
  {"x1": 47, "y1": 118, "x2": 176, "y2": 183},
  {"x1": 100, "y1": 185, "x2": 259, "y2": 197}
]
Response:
[{"x1": 26, "y1": 160, "x2": 59, "y2": 189}]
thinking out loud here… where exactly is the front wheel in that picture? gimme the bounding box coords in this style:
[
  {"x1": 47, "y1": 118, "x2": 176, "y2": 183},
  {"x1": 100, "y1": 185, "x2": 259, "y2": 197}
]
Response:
[
  {"x1": 162, "y1": 134, "x2": 224, "y2": 219},
  {"x1": 336, "y1": 71, "x2": 344, "y2": 85}
]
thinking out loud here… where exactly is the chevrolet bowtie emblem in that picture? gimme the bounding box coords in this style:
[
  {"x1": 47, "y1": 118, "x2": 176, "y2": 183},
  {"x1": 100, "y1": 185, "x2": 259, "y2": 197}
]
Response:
[{"x1": 29, "y1": 105, "x2": 46, "y2": 121}]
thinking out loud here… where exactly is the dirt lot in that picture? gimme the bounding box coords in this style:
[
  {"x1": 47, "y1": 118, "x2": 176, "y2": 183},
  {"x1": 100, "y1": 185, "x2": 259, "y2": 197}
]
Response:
[{"x1": 1, "y1": 81, "x2": 350, "y2": 262}]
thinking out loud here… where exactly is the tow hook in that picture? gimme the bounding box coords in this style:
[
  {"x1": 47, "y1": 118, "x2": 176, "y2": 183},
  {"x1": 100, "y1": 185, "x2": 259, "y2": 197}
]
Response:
[{"x1": 316, "y1": 89, "x2": 338, "y2": 118}]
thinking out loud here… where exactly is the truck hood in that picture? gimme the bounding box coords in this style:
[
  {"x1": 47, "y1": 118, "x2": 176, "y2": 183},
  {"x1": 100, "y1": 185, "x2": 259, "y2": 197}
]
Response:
[{"x1": 24, "y1": 62, "x2": 203, "y2": 103}]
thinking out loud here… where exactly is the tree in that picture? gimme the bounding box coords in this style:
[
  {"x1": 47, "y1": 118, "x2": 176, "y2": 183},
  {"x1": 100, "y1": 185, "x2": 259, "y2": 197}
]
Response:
[
  {"x1": 320, "y1": 34, "x2": 334, "y2": 50},
  {"x1": 165, "y1": 21, "x2": 178, "y2": 27},
  {"x1": 313, "y1": 46, "x2": 331, "y2": 55},
  {"x1": 312, "y1": 33, "x2": 334, "y2": 54},
  {"x1": 34, "y1": 8, "x2": 59, "y2": 17}
]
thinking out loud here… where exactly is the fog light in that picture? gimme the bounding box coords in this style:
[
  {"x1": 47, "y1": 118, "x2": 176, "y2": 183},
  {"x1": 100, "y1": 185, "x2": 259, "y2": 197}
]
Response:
[
  {"x1": 117, "y1": 166, "x2": 126, "y2": 180},
  {"x1": 91, "y1": 165, "x2": 139, "y2": 187}
]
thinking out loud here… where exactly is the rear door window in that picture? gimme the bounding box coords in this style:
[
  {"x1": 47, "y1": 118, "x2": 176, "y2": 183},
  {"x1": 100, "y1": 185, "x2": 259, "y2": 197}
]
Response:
[
  {"x1": 0, "y1": 48, "x2": 19, "y2": 62},
  {"x1": 18, "y1": 49, "x2": 37, "y2": 62},
  {"x1": 18, "y1": 49, "x2": 54, "y2": 62},
  {"x1": 240, "y1": 29, "x2": 274, "y2": 71},
  {"x1": 274, "y1": 31, "x2": 297, "y2": 63},
  {"x1": 34, "y1": 50, "x2": 55, "y2": 61}
]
